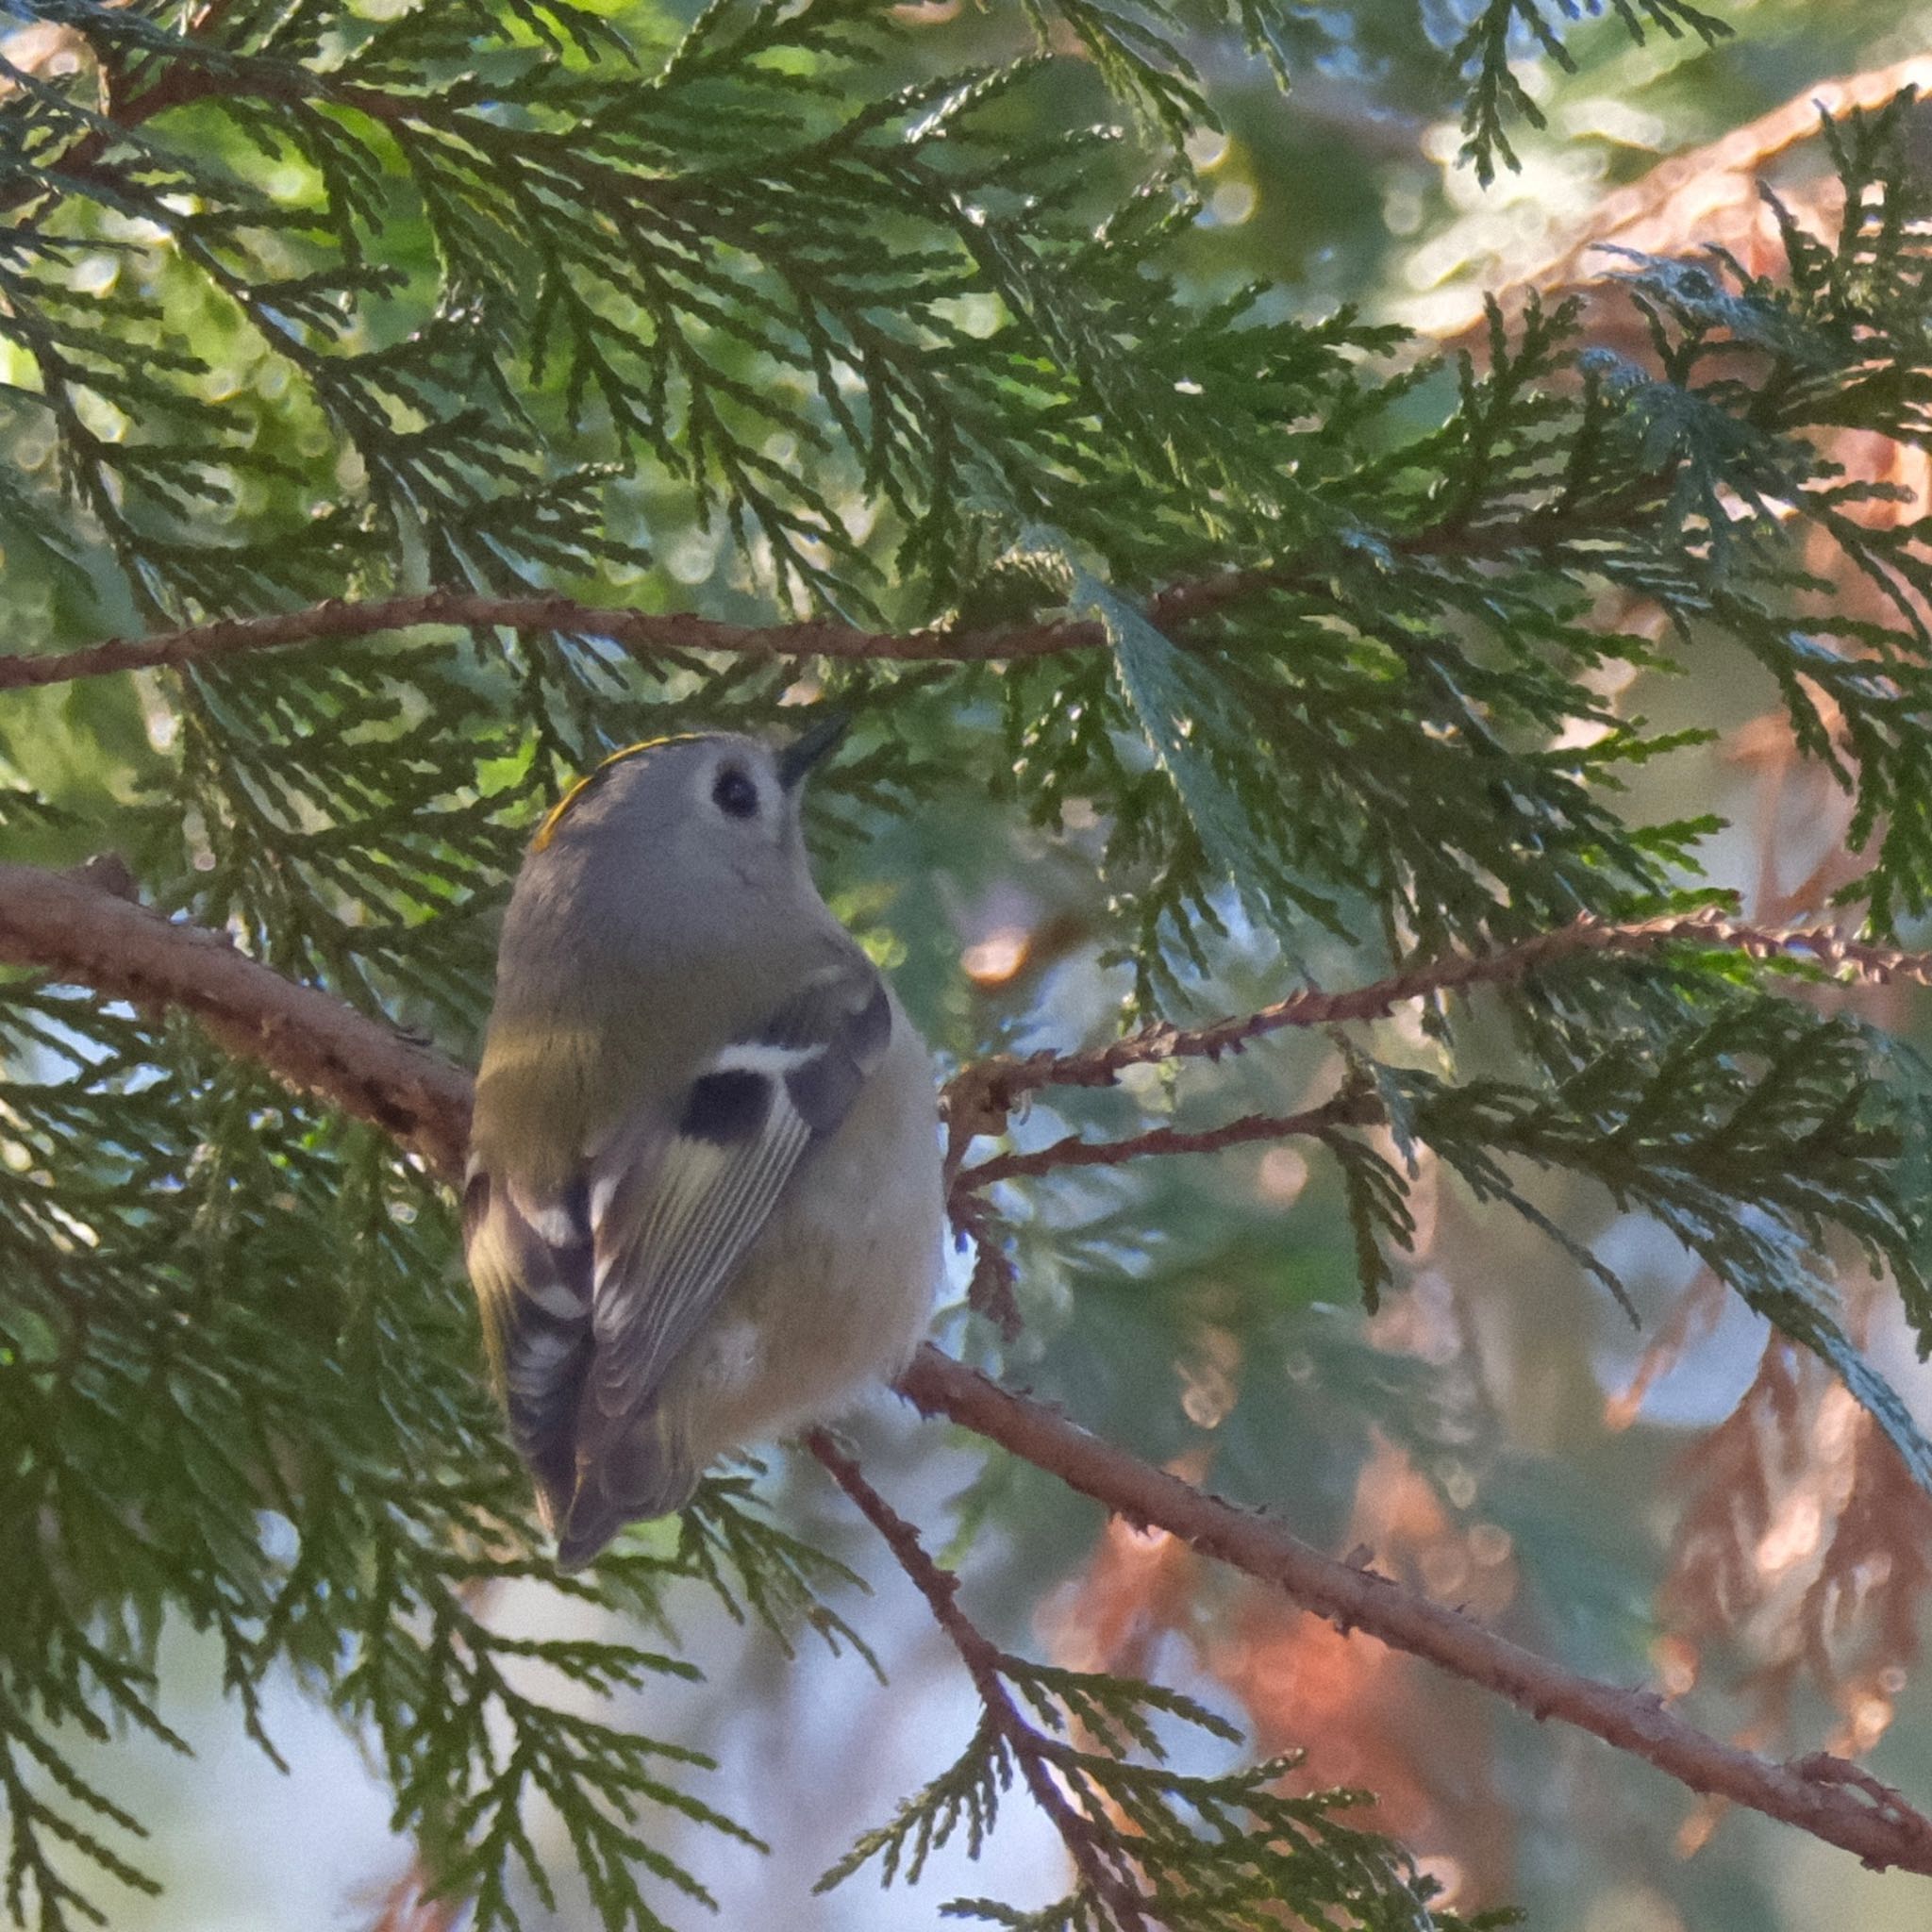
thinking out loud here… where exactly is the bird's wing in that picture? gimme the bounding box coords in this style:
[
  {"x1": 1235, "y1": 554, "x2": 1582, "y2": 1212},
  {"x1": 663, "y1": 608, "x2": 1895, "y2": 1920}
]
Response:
[
  {"x1": 585, "y1": 956, "x2": 893, "y2": 1425},
  {"x1": 462, "y1": 1166, "x2": 594, "y2": 1534}
]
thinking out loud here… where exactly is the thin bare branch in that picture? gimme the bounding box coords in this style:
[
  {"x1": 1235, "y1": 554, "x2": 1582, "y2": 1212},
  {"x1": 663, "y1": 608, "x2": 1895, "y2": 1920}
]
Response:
[
  {"x1": 7, "y1": 864, "x2": 1932, "y2": 1872},
  {"x1": 944, "y1": 908, "x2": 1932, "y2": 1152},
  {"x1": 0, "y1": 563, "x2": 1426, "y2": 692},
  {"x1": 895, "y1": 1348, "x2": 1932, "y2": 1877},
  {"x1": 808, "y1": 1430, "x2": 1154, "y2": 1928},
  {"x1": 0, "y1": 588, "x2": 1108, "y2": 693},
  {"x1": 956, "y1": 1088, "x2": 1379, "y2": 1191}
]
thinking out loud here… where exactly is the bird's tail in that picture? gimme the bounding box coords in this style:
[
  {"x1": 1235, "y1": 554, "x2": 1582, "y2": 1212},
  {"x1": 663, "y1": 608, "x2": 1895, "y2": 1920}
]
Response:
[{"x1": 555, "y1": 1406, "x2": 697, "y2": 1570}]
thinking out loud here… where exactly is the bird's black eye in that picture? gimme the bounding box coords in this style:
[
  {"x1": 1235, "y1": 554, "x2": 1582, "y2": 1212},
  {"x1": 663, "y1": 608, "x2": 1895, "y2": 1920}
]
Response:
[{"x1": 712, "y1": 768, "x2": 759, "y2": 819}]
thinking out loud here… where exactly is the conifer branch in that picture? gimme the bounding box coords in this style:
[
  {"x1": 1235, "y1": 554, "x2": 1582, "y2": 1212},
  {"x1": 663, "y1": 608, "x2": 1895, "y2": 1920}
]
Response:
[
  {"x1": 0, "y1": 566, "x2": 1445, "y2": 691},
  {"x1": 892, "y1": 1349, "x2": 1932, "y2": 1878},
  {"x1": 0, "y1": 862, "x2": 470, "y2": 1177},
  {"x1": 3, "y1": 860, "x2": 1930, "y2": 1874},
  {"x1": 0, "y1": 591, "x2": 1097, "y2": 693},
  {"x1": 364, "y1": 1577, "x2": 500, "y2": 1932},
  {"x1": 946, "y1": 908, "x2": 1932, "y2": 1134},
  {"x1": 11, "y1": 5, "x2": 1932, "y2": 1923},
  {"x1": 807, "y1": 1432, "x2": 1157, "y2": 1929},
  {"x1": 955, "y1": 1088, "x2": 1381, "y2": 1190}
]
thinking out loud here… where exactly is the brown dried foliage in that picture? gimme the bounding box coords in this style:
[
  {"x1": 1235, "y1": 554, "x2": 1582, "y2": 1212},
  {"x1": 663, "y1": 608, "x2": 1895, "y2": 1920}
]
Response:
[{"x1": 1663, "y1": 1327, "x2": 1932, "y2": 1734}]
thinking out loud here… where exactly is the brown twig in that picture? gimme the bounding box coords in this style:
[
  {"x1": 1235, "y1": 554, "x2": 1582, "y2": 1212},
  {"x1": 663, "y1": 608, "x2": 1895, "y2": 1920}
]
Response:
[
  {"x1": 808, "y1": 1430, "x2": 1154, "y2": 1928},
  {"x1": 7, "y1": 863, "x2": 1932, "y2": 1871},
  {"x1": 894, "y1": 1349, "x2": 1932, "y2": 1876},
  {"x1": 955, "y1": 1088, "x2": 1381, "y2": 1191},
  {"x1": 14, "y1": 0, "x2": 426, "y2": 221},
  {"x1": 944, "y1": 908, "x2": 1932, "y2": 1140},
  {"x1": 0, "y1": 585, "x2": 1142, "y2": 694},
  {"x1": 8, "y1": 0, "x2": 262, "y2": 219},
  {"x1": 0, "y1": 552, "x2": 1522, "y2": 693}
]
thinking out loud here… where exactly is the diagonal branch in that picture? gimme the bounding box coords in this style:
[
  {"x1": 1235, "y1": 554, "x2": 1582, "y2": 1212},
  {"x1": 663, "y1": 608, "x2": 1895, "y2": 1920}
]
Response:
[
  {"x1": 808, "y1": 1430, "x2": 1155, "y2": 1929},
  {"x1": 1441, "y1": 50, "x2": 1932, "y2": 349},
  {"x1": 943, "y1": 907, "x2": 1932, "y2": 1156},
  {"x1": 6, "y1": 860, "x2": 1932, "y2": 1872},
  {"x1": 0, "y1": 862, "x2": 470, "y2": 1176},
  {"x1": 894, "y1": 1348, "x2": 1932, "y2": 1876}
]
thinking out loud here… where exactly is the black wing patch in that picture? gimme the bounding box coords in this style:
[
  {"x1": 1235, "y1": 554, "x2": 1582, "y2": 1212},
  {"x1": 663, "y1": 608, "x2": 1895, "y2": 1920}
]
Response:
[
  {"x1": 470, "y1": 957, "x2": 896, "y2": 1563},
  {"x1": 680, "y1": 1068, "x2": 774, "y2": 1144},
  {"x1": 585, "y1": 960, "x2": 893, "y2": 1428}
]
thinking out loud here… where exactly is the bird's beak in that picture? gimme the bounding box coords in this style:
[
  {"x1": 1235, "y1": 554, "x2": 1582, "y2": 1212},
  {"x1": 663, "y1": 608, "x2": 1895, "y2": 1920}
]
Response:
[{"x1": 776, "y1": 710, "x2": 851, "y2": 791}]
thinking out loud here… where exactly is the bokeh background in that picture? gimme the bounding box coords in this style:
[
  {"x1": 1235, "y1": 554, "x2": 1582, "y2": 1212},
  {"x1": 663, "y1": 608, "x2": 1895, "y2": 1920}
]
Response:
[{"x1": 12, "y1": 1, "x2": 1932, "y2": 1927}]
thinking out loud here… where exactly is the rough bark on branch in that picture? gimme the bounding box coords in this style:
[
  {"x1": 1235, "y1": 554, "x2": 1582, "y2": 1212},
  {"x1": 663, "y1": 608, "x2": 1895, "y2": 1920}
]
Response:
[
  {"x1": 6, "y1": 860, "x2": 1932, "y2": 1874},
  {"x1": 0, "y1": 862, "x2": 470, "y2": 1176}
]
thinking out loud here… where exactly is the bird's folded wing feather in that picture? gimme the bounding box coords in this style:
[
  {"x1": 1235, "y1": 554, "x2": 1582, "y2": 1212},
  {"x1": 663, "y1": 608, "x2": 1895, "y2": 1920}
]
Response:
[
  {"x1": 462, "y1": 1169, "x2": 594, "y2": 1532},
  {"x1": 586, "y1": 957, "x2": 893, "y2": 1423}
]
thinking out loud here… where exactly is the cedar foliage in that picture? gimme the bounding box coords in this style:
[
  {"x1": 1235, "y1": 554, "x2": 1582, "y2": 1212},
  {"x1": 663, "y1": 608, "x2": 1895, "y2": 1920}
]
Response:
[{"x1": 2, "y1": 0, "x2": 1932, "y2": 1926}]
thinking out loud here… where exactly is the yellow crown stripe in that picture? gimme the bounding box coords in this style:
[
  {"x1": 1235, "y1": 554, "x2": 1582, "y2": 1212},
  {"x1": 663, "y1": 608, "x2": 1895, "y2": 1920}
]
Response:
[{"x1": 530, "y1": 733, "x2": 710, "y2": 852}]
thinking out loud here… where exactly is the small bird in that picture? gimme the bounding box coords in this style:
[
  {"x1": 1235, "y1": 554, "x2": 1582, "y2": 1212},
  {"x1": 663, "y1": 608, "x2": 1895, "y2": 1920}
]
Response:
[{"x1": 462, "y1": 718, "x2": 943, "y2": 1568}]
